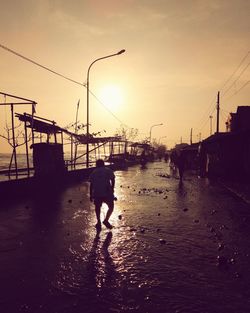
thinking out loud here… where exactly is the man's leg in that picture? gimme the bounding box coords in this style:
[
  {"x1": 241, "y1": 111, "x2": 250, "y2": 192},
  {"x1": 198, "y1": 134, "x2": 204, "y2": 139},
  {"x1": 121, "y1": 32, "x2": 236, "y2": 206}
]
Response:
[
  {"x1": 178, "y1": 166, "x2": 183, "y2": 180},
  {"x1": 103, "y1": 198, "x2": 114, "y2": 229},
  {"x1": 94, "y1": 199, "x2": 102, "y2": 230}
]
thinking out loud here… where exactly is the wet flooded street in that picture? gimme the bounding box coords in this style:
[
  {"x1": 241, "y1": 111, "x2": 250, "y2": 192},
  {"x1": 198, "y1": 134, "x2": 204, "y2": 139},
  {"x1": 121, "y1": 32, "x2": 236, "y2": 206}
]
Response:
[{"x1": 1, "y1": 161, "x2": 250, "y2": 313}]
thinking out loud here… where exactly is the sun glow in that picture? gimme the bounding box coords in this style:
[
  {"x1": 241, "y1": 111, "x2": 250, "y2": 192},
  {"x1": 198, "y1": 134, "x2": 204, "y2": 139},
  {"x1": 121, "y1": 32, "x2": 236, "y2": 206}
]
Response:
[{"x1": 99, "y1": 84, "x2": 124, "y2": 111}]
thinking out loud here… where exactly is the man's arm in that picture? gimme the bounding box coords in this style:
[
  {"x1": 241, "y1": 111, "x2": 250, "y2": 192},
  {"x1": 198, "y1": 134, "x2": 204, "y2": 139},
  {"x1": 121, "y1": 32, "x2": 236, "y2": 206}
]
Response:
[
  {"x1": 89, "y1": 182, "x2": 93, "y2": 202},
  {"x1": 111, "y1": 177, "x2": 115, "y2": 192}
]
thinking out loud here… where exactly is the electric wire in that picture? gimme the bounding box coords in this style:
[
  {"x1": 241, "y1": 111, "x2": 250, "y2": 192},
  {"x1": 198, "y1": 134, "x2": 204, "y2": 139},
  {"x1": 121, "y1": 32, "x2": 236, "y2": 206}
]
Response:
[
  {"x1": 0, "y1": 43, "x2": 86, "y2": 87},
  {"x1": 221, "y1": 61, "x2": 250, "y2": 97},
  {"x1": 197, "y1": 51, "x2": 250, "y2": 134},
  {"x1": 197, "y1": 95, "x2": 217, "y2": 129},
  {"x1": 89, "y1": 89, "x2": 128, "y2": 127},
  {"x1": 220, "y1": 107, "x2": 230, "y2": 114},
  {"x1": 220, "y1": 109, "x2": 228, "y2": 124},
  {"x1": 0, "y1": 42, "x2": 130, "y2": 129},
  {"x1": 223, "y1": 80, "x2": 250, "y2": 102},
  {"x1": 199, "y1": 106, "x2": 216, "y2": 132},
  {"x1": 220, "y1": 51, "x2": 250, "y2": 91}
]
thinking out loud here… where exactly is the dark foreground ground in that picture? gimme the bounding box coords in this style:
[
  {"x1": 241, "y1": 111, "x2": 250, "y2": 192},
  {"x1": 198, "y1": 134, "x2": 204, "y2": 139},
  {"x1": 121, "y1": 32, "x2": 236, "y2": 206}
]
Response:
[{"x1": 1, "y1": 161, "x2": 250, "y2": 313}]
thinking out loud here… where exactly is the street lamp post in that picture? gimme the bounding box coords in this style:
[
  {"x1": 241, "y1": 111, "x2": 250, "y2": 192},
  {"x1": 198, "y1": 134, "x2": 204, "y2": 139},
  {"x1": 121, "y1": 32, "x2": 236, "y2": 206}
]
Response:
[
  {"x1": 86, "y1": 49, "x2": 125, "y2": 167},
  {"x1": 149, "y1": 123, "x2": 163, "y2": 143},
  {"x1": 209, "y1": 115, "x2": 213, "y2": 136}
]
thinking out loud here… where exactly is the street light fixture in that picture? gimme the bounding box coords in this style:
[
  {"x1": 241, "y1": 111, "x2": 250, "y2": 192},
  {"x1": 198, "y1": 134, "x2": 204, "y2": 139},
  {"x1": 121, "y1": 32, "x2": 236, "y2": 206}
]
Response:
[
  {"x1": 209, "y1": 115, "x2": 213, "y2": 136},
  {"x1": 149, "y1": 123, "x2": 163, "y2": 143},
  {"x1": 86, "y1": 49, "x2": 125, "y2": 167}
]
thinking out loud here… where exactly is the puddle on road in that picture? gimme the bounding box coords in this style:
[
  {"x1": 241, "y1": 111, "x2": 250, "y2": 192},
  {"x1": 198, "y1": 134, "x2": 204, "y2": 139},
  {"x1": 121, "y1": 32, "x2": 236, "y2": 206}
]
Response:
[{"x1": 2, "y1": 162, "x2": 250, "y2": 313}]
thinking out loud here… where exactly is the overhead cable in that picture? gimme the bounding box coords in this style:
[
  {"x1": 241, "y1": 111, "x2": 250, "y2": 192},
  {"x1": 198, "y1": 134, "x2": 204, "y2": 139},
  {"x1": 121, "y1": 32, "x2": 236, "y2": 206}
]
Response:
[
  {"x1": 0, "y1": 43, "x2": 86, "y2": 87},
  {"x1": 89, "y1": 89, "x2": 128, "y2": 126},
  {"x1": 220, "y1": 51, "x2": 250, "y2": 91},
  {"x1": 222, "y1": 61, "x2": 250, "y2": 97},
  {"x1": 0, "y1": 42, "x2": 130, "y2": 128},
  {"x1": 223, "y1": 80, "x2": 250, "y2": 102},
  {"x1": 197, "y1": 51, "x2": 250, "y2": 132}
]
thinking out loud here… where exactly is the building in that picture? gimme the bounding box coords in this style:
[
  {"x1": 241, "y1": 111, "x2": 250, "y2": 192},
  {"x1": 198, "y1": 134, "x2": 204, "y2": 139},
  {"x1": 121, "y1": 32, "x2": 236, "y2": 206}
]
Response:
[
  {"x1": 200, "y1": 106, "x2": 250, "y2": 181},
  {"x1": 226, "y1": 106, "x2": 250, "y2": 132}
]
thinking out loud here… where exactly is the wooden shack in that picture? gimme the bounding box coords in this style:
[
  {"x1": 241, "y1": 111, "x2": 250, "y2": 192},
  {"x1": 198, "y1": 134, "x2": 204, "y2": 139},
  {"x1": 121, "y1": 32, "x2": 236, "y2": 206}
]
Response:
[{"x1": 200, "y1": 130, "x2": 250, "y2": 181}]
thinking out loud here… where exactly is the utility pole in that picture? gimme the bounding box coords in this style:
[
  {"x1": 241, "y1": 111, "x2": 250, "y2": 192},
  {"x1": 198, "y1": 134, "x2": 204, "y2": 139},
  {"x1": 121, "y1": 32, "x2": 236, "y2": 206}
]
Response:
[
  {"x1": 216, "y1": 91, "x2": 220, "y2": 133},
  {"x1": 190, "y1": 128, "x2": 193, "y2": 145},
  {"x1": 73, "y1": 99, "x2": 80, "y2": 169},
  {"x1": 209, "y1": 115, "x2": 213, "y2": 135}
]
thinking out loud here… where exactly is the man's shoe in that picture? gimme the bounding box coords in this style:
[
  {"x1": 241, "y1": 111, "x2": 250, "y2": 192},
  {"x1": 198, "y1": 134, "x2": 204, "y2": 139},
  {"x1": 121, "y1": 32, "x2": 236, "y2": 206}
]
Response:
[{"x1": 103, "y1": 220, "x2": 113, "y2": 229}]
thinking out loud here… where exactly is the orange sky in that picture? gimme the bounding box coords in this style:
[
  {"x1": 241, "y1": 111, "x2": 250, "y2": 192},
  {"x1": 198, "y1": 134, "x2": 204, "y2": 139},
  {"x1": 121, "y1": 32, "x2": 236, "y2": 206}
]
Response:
[{"x1": 0, "y1": 0, "x2": 249, "y2": 152}]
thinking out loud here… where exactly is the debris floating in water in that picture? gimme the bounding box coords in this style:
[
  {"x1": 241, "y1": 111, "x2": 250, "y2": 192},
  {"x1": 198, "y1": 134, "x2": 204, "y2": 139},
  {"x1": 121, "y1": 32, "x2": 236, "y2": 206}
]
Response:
[
  {"x1": 235, "y1": 272, "x2": 241, "y2": 278},
  {"x1": 230, "y1": 258, "x2": 236, "y2": 264},
  {"x1": 218, "y1": 243, "x2": 224, "y2": 251},
  {"x1": 130, "y1": 227, "x2": 137, "y2": 232},
  {"x1": 159, "y1": 238, "x2": 166, "y2": 244},
  {"x1": 216, "y1": 255, "x2": 228, "y2": 267},
  {"x1": 157, "y1": 173, "x2": 171, "y2": 179}
]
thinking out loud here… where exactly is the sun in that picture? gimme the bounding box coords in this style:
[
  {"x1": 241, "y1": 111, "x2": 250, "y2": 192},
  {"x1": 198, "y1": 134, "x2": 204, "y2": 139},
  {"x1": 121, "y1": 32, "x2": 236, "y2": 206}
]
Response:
[{"x1": 99, "y1": 84, "x2": 124, "y2": 111}]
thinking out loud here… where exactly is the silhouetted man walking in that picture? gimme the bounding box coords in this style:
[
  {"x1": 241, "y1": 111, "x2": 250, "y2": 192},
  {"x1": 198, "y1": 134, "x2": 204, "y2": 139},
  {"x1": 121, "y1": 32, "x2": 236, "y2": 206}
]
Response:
[{"x1": 89, "y1": 159, "x2": 115, "y2": 230}]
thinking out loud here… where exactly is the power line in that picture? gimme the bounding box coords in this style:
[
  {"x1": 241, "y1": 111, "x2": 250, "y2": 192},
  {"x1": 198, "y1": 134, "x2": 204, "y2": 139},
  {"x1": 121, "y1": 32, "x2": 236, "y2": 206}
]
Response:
[
  {"x1": 199, "y1": 106, "x2": 216, "y2": 132},
  {"x1": 220, "y1": 109, "x2": 228, "y2": 124},
  {"x1": 0, "y1": 43, "x2": 86, "y2": 87},
  {"x1": 223, "y1": 80, "x2": 250, "y2": 102},
  {"x1": 220, "y1": 51, "x2": 250, "y2": 91},
  {"x1": 89, "y1": 89, "x2": 128, "y2": 126},
  {"x1": 197, "y1": 92, "x2": 217, "y2": 132},
  {"x1": 221, "y1": 61, "x2": 250, "y2": 97},
  {"x1": 197, "y1": 95, "x2": 217, "y2": 129},
  {"x1": 0, "y1": 42, "x2": 130, "y2": 128},
  {"x1": 221, "y1": 107, "x2": 231, "y2": 114},
  {"x1": 197, "y1": 51, "x2": 250, "y2": 132}
]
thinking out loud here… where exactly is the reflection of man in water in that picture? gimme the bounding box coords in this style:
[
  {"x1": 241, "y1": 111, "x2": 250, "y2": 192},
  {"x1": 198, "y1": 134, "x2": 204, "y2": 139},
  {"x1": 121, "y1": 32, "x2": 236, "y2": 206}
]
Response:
[
  {"x1": 89, "y1": 159, "x2": 115, "y2": 230},
  {"x1": 87, "y1": 231, "x2": 117, "y2": 306}
]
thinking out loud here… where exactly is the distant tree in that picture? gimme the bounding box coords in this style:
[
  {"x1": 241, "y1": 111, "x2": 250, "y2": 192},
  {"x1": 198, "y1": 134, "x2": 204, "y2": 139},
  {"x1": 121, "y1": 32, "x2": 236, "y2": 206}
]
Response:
[
  {"x1": 152, "y1": 140, "x2": 167, "y2": 158},
  {"x1": 115, "y1": 125, "x2": 138, "y2": 141},
  {"x1": 141, "y1": 138, "x2": 150, "y2": 144},
  {"x1": 157, "y1": 144, "x2": 167, "y2": 157},
  {"x1": 0, "y1": 122, "x2": 31, "y2": 172},
  {"x1": 0, "y1": 122, "x2": 31, "y2": 150}
]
